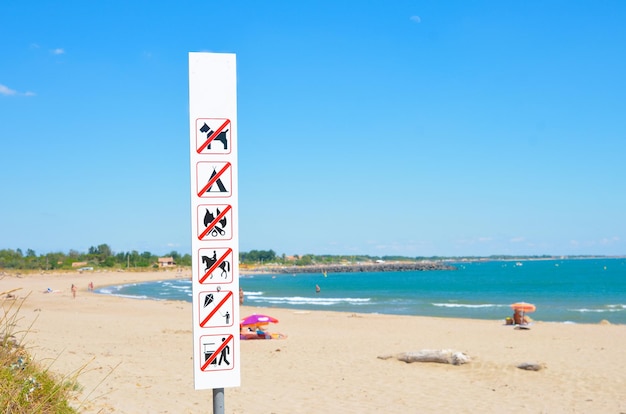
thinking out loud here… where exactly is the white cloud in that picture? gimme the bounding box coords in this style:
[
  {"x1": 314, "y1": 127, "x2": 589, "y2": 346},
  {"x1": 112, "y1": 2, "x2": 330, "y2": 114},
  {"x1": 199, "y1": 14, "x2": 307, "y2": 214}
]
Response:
[
  {"x1": 410, "y1": 15, "x2": 421, "y2": 23},
  {"x1": 0, "y1": 84, "x2": 35, "y2": 97},
  {"x1": 0, "y1": 84, "x2": 17, "y2": 96},
  {"x1": 51, "y1": 48, "x2": 65, "y2": 55}
]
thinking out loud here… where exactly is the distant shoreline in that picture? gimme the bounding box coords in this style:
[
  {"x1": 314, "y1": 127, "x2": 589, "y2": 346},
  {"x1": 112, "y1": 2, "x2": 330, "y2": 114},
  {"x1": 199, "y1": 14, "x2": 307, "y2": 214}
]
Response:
[
  {"x1": 239, "y1": 255, "x2": 626, "y2": 275},
  {"x1": 241, "y1": 261, "x2": 456, "y2": 274}
]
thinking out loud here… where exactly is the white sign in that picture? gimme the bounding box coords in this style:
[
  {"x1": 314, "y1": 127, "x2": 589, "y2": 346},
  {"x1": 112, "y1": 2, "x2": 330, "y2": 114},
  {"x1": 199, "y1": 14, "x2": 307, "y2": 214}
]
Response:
[{"x1": 189, "y1": 52, "x2": 240, "y2": 389}]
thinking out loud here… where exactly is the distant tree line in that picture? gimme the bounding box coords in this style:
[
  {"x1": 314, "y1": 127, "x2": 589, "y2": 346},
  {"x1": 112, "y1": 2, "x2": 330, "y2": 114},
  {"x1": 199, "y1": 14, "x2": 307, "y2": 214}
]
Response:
[
  {"x1": 237, "y1": 250, "x2": 429, "y2": 266},
  {"x1": 0, "y1": 245, "x2": 568, "y2": 271},
  {"x1": 0, "y1": 244, "x2": 191, "y2": 271}
]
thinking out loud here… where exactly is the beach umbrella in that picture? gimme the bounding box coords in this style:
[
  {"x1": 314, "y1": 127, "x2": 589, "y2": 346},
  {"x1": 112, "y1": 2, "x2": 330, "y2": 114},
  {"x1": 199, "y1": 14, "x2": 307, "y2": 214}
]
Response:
[
  {"x1": 241, "y1": 314, "x2": 278, "y2": 327},
  {"x1": 510, "y1": 302, "x2": 536, "y2": 313}
]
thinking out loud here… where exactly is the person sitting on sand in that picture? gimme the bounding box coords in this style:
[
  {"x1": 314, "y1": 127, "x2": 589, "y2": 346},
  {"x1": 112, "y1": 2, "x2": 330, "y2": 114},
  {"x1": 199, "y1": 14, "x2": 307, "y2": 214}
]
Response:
[{"x1": 513, "y1": 309, "x2": 529, "y2": 325}]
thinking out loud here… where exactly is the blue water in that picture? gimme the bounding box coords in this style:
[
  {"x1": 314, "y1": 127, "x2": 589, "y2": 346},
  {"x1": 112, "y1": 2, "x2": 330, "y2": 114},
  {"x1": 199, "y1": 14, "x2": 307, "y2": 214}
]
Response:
[{"x1": 97, "y1": 258, "x2": 626, "y2": 324}]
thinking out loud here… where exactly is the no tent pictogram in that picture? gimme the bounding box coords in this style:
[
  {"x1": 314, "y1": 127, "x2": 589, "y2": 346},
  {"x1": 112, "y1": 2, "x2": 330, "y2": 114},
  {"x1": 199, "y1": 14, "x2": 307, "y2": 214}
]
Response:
[
  {"x1": 197, "y1": 204, "x2": 232, "y2": 240},
  {"x1": 201, "y1": 334, "x2": 235, "y2": 371},
  {"x1": 196, "y1": 118, "x2": 231, "y2": 154},
  {"x1": 197, "y1": 162, "x2": 232, "y2": 198},
  {"x1": 199, "y1": 290, "x2": 234, "y2": 328},
  {"x1": 199, "y1": 247, "x2": 233, "y2": 283}
]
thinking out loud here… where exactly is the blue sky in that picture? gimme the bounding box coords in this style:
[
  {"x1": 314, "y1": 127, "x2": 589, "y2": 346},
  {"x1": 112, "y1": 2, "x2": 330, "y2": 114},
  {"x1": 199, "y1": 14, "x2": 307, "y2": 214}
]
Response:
[{"x1": 2, "y1": 1, "x2": 625, "y2": 257}]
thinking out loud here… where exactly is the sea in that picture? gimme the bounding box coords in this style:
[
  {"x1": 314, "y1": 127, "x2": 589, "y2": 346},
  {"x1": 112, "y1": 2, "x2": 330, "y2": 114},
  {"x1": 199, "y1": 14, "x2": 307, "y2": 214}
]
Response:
[{"x1": 96, "y1": 258, "x2": 626, "y2": 324}]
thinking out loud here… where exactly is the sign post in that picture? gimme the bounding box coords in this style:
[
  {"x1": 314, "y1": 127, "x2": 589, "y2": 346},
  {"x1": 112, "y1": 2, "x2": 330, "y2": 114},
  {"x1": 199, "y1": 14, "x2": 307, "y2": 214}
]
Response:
[{"x1": 189, "y1": 52, "x2": 240, "y2": 406}]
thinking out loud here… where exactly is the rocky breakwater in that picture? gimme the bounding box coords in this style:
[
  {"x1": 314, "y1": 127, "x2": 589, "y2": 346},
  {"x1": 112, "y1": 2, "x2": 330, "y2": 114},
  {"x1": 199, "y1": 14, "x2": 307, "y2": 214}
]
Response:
[{"x1": 268, "y1": 261, "x2": 456, "y2": 274}]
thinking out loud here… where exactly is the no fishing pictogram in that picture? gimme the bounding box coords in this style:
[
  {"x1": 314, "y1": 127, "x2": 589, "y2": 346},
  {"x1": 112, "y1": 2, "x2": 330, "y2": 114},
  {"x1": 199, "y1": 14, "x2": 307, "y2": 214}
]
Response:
[
  {"x1": 196, "y1": 119, "x2": 231, "y2": 154},
  {"x1": 200, "y1": 290, "x2": 234, "y2": 328},
  {"x1": 201, "y1": 334, "x2": 234, "y2": 371},
  {"x1": 198, "y1": 204, "x2": 232, "y2": 240},
  {"x1": 199, "y1": 247, "x2": 233, "y2": 283},
  {"x1": 197, "y1": 162, "x2": 232, "y2": 198}
]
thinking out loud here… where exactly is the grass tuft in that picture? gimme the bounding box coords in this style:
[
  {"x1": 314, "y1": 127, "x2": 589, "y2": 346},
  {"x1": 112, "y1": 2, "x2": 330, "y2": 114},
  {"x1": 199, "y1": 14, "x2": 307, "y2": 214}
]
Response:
[{"x1": 1, "y1": 293, "x2": 79, "y2": 413}]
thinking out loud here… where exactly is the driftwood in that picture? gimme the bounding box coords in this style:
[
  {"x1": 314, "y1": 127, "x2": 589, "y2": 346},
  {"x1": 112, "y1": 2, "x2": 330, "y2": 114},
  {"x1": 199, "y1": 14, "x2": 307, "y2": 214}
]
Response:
[
  {"x1": 378, "y1": 349, "x2": 471, "y2": 366},
  {"x1": 517, "y1": 362, "x2": 544, "y2": 371}
]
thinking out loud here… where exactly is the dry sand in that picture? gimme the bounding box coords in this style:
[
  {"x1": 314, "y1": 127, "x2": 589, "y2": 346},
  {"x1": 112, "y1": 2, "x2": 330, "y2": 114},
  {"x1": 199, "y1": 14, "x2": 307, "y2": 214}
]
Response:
[{"x1": 2, "y1": 270, "x2": 625, "y2": 413}]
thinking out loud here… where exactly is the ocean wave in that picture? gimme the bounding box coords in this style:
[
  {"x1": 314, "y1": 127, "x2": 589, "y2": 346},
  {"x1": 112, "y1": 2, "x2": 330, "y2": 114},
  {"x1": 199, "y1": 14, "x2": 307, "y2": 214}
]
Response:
[
  {"x1": 432, "y1": 303, "x2": 503, "y2": 309},
  {"x1": 244, "y1": 291, "x2": 264, "y2": 296},
  {"x1": 569, "y1": 307, "x2": 625, "y2": 313},
  {"x1": 248, "y1": 296, "x2": 370, "y2": 306},
  {"x1": 107, "y1": 293, "x2": 154, "y2": 300}
]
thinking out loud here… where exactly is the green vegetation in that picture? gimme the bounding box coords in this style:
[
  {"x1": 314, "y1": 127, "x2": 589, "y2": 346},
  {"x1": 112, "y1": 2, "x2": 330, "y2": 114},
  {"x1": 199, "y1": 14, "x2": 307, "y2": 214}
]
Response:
[
  {"x1": 1, "y1": 245, "x2": 601, "y2": 272},
  {"x1": 1, "y1": 297, "x2": 79, "y2": 413},
  {"x1": 238, "y1": 250, "x2": 437, "y2": 266},
  {"x1": 0, "y1": 244, "x2": 191, "y2": 271}
]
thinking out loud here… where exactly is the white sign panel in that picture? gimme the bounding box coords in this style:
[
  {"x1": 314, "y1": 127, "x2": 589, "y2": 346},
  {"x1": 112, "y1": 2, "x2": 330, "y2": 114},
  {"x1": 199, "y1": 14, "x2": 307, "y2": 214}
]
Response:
[{"x1": 189, "y1": 52, "x2": 240, "y2": 389}]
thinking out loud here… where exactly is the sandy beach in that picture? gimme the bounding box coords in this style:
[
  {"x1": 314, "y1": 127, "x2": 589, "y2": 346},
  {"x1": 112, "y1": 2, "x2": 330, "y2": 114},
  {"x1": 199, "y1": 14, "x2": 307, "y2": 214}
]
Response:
[{"x1": 2, "y1": 270, "x2": 625, "y2": 413}]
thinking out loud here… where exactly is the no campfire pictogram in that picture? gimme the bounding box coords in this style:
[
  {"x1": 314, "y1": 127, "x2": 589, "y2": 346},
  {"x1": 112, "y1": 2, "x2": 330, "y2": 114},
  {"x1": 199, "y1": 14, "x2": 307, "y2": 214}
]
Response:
[
  {"x1": 196, "y1": 118, "x2": 231, "y2": 154},
  {"x1": 199, "y1": 247, "x2": 233, "y2": 283},
  {"x1": 198, "y1": 204, "x2": 232, "y2": 240},
  {"x1": 201, "y1": 334, "x2": 235, "y2": 371},
  {"x1": 197, "y1": 161, "x2": 232, "y2": 198},
  {"x1": 199, "y1": 290, "x2": 234, "y2": 328}
]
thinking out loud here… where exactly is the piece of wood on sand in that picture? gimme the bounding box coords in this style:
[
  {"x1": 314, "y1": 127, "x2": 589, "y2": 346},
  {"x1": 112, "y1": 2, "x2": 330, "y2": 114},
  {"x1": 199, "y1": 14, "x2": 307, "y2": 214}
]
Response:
[{"x1": 378, "y1": 349, "x2": 471, "y2": 366}]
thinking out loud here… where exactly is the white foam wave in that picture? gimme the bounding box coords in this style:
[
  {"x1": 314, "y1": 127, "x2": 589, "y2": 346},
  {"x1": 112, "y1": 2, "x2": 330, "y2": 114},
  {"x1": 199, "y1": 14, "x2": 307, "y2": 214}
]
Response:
[
  {"x1": 570, "y1": 307, "x2": 625, "y2": 313},
  {"x1": 432, "y1": 303, "x2": 502, "y2": 309},
  {"x1": 249, "y1": 296, "x2": 370, "y2": 306},
  {"x1": 108, "y1": 293, "x2": 153, "y2": 300}
]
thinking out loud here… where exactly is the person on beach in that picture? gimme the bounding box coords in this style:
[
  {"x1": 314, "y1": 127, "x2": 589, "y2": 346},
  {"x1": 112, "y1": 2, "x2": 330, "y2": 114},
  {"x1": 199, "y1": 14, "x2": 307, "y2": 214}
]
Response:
[
  {"x1": 88, "y1": 281, "x2": 94, "y2": 291},
  {"x1": 239, "y1": 287, "x2": 244, "y2": 305},
  {"x1": 513, "y1": 309, "x2": 528, "y2": 325},
  {"x1": 71, "y1": 284, "x2": 77, "y2": 299}
]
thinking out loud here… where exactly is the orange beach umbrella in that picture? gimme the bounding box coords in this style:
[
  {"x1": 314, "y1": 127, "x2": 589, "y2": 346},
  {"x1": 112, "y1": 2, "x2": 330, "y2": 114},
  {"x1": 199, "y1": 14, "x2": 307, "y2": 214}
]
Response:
[{"x1": 510, "y1": 302, "x2": 536, "y2": 313}]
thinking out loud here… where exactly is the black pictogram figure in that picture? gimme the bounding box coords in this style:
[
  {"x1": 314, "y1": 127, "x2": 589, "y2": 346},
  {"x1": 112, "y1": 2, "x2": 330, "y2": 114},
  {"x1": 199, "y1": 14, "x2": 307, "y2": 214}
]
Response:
[
  {"x1": 205, "y1": 167, "x2": 228, "y2": 193},
  {"x1": 217, "y1": 337, "x2": 230, "y2": 366},
  {"x1": 199, "y1": 122, "x2": 228, "y2": 150},
  {"x1": 204, "y1": 343, "x2": 217, "y2": 365},
  {"x1": 203, "y1": 208, "x2": 227, "y2": 237},
  {"x1": 201, "y1": 250, "x2": 231, "y2": 278},
  {"x1": 203, "y1": 293, "x2": 214, "y2": 308}
]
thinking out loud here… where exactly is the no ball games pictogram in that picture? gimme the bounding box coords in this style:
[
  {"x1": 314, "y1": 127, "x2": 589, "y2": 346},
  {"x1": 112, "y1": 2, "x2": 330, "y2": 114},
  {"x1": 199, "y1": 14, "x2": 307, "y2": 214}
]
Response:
[
  {"x1": 196, "y1": 118, "x2": 231, "y2": 154},
  {"x1": 200, "y1": 290, "x2": 234, "y2": 327},
  {"x1": 199, "y1": 247, "x2": 233, "y2": 283},
  {"x1": 197, "y1": 162, "x2": 232, "y2": 198}
]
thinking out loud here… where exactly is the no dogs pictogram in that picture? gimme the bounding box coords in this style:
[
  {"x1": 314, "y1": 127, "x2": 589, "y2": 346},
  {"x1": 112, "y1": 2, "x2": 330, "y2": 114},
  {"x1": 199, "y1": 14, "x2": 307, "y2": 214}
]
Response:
[
  {"x1": 197, "y1": 162, "x2": 232, "y2": 198},
  {"x1": 197, "y1": 204, "x2": 232, "y2": 240},
  {"x1": 201, "y1": 334, "x2": 235, "y2": 371},
  {"x1": 199, "y1": 247, "x2": 233, "y2": 283},
  {"x1": 196, "y1": 118, "x2": 231, "y2": 154},
  {"x1": 199, "y1": 290, "x2": 234, "y2": 328}
]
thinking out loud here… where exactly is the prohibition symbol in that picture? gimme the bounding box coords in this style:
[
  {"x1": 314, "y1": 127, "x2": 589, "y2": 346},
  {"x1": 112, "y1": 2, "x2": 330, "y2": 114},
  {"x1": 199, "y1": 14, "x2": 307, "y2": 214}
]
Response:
[
  {"x1": 201, "y1": 334, "x2": 235, "y2": 371},
  {"x1": 199, "y1": 290, "x2": 234, "y2": 327},
  {"x1": 198, "y1": 204, "x2": 232, "y2": 240},
  {"x1": 199, "y1": 248, "x2": 233, "y2": 283},
  {"x1": 196, "y1": 118, "x2": 231, "y2": 154},
  {"x1": 197, "y1": 162, "x2": 232, "y2": 198}
]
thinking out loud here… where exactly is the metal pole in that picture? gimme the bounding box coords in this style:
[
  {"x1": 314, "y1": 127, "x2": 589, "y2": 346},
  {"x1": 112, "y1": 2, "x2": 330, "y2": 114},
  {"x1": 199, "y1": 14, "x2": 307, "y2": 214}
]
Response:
[{"x1": 213, "y1": 388, "x2": 224, "y2": 414}]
